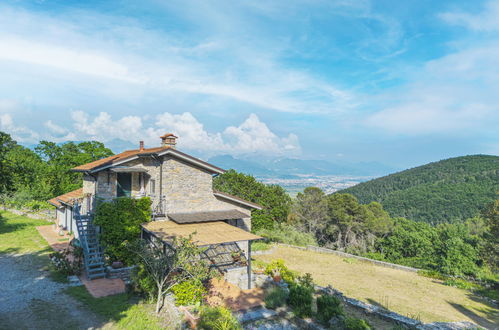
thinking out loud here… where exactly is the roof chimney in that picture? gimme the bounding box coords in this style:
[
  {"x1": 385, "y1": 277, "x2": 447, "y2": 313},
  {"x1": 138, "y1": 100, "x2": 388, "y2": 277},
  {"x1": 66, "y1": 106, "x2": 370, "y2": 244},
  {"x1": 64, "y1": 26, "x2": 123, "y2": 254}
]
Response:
[
  {"x1": 139, "y1": 141, "x2": 144, "y2": 151},
  {"x1": 160, "y1": 133, "x2": 178, "y2": 149}
]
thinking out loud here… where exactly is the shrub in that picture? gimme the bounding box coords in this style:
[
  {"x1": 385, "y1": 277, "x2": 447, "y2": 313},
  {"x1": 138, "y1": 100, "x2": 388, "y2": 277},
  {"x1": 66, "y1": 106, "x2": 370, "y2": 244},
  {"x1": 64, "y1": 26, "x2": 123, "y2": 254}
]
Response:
[
  {"x1": 132, "y1": 264, "x2": 157, "y2": 299},
  {"x1": 93, "y1": 197, "x2": 152, "y2": 265},
  {"x1": 288, "y1": 282, "x2": 314, "y2": 318},
  {"x1": 256, "y1": 223, "x2": 317, "y2": 246},
  {"x1": 172, "y1": 279, "x2": 207, "y2": 306},
  {"x1": 198, "y1": 306, "x2": 241, "y2": 330},
  {"x1": 443, "y1": 278, "x2": 480, "y2": 290},
  {"x1": 345, "y1": 317, "x2": 371, "y2": 330},
  {"x1": 264, "y1": 286, "x2": 288, "y2": 309},
  {"x1": 49, "y1": 247, "x2": 83, "y2": 276},
  {"x1": 251, "y1": 241, "x2": 271, "y2": 251},
  {"x1": 316, "y1": 294, "x2": 344, "y2": 324},
  {"x1": 417, "y1": 269, "x2": 447, "y2": 281},
  {"x1": 264, "y1": 259, "x2": 297, "y2": 285}
]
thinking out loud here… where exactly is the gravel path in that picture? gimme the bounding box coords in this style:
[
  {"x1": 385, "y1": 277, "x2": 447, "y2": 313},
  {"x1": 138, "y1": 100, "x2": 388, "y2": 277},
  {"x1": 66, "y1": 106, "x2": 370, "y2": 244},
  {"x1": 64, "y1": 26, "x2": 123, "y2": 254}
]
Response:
[{"x1": 0, "y1": 253, "x2": 112, "y2": 329}]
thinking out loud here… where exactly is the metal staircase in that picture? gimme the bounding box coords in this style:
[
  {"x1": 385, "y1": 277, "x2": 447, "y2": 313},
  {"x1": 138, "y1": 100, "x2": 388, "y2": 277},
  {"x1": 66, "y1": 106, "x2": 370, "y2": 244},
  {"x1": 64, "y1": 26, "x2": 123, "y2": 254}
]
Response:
[{"x1": 74, "y1": 203, "x2": 106, "y2": 280}]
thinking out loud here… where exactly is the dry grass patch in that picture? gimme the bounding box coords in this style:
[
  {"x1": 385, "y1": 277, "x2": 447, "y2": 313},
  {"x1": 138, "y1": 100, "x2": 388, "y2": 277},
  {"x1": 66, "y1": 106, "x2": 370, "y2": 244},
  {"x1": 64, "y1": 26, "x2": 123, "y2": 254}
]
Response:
[{"x1": 254, "y1": 246, "x2": 498, "y2": 328}]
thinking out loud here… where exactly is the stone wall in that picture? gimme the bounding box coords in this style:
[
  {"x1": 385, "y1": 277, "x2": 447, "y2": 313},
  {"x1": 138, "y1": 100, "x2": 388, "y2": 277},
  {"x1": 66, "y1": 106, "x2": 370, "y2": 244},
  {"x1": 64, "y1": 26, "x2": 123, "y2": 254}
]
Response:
[
  {"x1": 278, "y1": 243, "x2": 420, "y2": 273},
  {"x1": 82, "y1": 175, "x2": 95, "y2": 195},
  {"x1": 96, "y1": 171, "x2": 117, "y2": 200},
  {"x1": 106, "y1": 266, "x2": 135, "y2": 283},
  {"x1": 225, "y1": 266, "x2": 250, "y2": 290}
]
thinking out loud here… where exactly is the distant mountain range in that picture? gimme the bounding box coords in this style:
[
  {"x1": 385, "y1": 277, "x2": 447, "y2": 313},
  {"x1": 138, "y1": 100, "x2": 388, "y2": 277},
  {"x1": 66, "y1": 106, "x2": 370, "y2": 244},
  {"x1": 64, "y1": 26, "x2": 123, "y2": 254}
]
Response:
[
  {"x1": 208, "y1": 154, "x2": 399, "y2": 177},
  {"x1": 339, "y1": 155, "x2": 499, "y2": 223}
]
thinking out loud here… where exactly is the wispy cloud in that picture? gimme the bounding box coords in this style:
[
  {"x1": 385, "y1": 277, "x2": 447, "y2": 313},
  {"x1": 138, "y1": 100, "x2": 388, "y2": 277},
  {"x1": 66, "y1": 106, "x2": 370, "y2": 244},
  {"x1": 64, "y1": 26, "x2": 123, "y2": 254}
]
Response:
[{"x1": 440, "y1": 0, "x2": 499, "y2": 32}]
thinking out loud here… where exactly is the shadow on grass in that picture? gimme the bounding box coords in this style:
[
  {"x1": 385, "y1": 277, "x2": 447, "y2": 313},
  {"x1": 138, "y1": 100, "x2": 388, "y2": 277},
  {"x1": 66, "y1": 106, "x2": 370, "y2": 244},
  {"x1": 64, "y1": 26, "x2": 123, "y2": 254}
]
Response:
[
  {"x1": 447, "y1": 299, "x2": 498, "y2": 329},
  {"x1": 64, "y1": 286, "x2": 162, "y2": 328},
  {"x1": 0, "y1": 212, "x2": 29, "y2": 235}
]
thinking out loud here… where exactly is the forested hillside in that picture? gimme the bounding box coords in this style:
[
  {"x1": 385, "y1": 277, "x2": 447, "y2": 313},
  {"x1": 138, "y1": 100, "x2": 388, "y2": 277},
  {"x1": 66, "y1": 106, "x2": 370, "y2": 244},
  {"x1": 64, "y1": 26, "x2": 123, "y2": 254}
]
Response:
[{"x1": 339, "y1": 155, "x2": 499, "y2": 224}]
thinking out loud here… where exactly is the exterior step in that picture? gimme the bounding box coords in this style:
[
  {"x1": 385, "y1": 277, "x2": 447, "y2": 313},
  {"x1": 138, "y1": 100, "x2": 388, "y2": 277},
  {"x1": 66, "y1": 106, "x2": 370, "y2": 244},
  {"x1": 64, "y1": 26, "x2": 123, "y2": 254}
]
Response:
[{"x1": 88, "y1": 272, "x2": 106, "y2": 279}]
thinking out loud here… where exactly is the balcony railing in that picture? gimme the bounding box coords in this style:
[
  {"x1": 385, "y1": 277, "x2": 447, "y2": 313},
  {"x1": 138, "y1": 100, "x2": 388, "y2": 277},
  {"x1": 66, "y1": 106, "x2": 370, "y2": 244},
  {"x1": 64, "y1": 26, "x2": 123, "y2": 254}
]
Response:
[{"x1": 151, "y1": 195, "x2": 166, "y2": 220}]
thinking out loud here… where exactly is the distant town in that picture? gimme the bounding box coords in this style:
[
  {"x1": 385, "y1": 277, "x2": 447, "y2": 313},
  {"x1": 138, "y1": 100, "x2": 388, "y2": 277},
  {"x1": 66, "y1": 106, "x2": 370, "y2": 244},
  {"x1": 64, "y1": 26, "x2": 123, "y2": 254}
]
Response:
[{"x1": 257, "y1": 175, "x2": 373, "y2": 196}]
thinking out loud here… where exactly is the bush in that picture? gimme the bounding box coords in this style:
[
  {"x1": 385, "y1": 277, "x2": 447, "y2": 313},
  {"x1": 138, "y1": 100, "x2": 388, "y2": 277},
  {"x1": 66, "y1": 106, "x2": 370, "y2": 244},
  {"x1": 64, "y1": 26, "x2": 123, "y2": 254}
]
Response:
[
  {"x1": 49, "y1": 247, "x2": 83, "y2": 276},
  {"x1": 417, "y1": 269, "x2": 447, "y2": 281},
  {"x1": 198, "y1": 306, "x2": 241, "y2": 330},
  {"x1": 256, "y1": 223, "x2": 317, "y2": 246},
  {"x1": 251, "y1": 241, "x2": 271, "y2": 251},
  {"x1": 288, "y1": 281, "x2": 314, "y2": 318},
  {"x1": 132, "y1": 264, "x2": 157, "y2": 299},
  {"x1": 264, "y1": 286, "x2": 288, "y2": 309},
  {"x1": 172, "y1": 279, "x2": 207, "y2": 306},
  {"x1": 345, "y1": 317, "x2": 371, "y2": 330},
  {"x1": 316, "y1": 294, "x2": 343, "y2": 324},
  {"x1": 264, "y1": 259, "x2": 297, "y2": 285},
  {"x1": 93, "y1": 197, "x2": 152, "y2": 265},
  {"x1": 443, "y1": 278, "x2": 480, "y2": 290}
]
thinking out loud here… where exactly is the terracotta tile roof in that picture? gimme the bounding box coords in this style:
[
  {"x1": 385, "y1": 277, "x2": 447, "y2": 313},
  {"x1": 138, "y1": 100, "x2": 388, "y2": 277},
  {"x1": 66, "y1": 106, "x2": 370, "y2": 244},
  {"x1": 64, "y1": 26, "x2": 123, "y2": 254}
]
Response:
[
  {"x1": 47, "y1": 198, "x2": 62, "y2": 208},
  {"x1": 142, "y1": 220, "x2": 262, "y2": 246},
  {"x1": 72, "y1": 147, "x2": 169, "y2": 172},
  {"x1": 71, "y1": 146, "x2": 225, "y2": 174},
  {"x1": 47, "y1": 188, "x2": 84, "y2": 207},
  {"x1": 213, "y1": 191, "x2": 263, "y2": 210}
]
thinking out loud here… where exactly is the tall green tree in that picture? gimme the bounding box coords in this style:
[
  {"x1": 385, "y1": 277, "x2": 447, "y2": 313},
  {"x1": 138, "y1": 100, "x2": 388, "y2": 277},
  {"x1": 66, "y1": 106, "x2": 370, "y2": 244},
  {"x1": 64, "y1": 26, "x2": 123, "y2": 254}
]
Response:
[
  {"x1": 213, "y1": 169, "x2": 291, "y2": 231},
  {"x1": 34, "y1": 140, "x2": 113, "y2": 196},
  {"x1": 0, "y1": 132, "x2": 16, "y2": 193},
  {"x1": 291, "y1": 187, "x2": 329, "y2": 242}
]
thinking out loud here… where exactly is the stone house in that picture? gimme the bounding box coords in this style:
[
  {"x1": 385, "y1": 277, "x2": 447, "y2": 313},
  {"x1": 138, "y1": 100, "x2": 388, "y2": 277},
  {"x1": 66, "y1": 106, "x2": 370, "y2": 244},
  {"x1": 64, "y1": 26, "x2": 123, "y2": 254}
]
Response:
[{"x1": 48, "y1": 134, "x2": 262, "y2": 288}]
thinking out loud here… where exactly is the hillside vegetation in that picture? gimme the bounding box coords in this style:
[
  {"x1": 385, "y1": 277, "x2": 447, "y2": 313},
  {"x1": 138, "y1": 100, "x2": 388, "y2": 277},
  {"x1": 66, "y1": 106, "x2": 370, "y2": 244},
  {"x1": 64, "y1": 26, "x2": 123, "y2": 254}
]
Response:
[{"x1": 339, "y1": 155, "x2": 499, "y2": 223}]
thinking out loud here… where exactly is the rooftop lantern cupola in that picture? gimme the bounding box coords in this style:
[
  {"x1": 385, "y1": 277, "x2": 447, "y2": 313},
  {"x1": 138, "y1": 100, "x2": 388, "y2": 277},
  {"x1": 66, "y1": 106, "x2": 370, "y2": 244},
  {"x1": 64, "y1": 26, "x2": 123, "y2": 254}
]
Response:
[{"x1": 160, "y1": 133, "x2": 178, "y2": 149}]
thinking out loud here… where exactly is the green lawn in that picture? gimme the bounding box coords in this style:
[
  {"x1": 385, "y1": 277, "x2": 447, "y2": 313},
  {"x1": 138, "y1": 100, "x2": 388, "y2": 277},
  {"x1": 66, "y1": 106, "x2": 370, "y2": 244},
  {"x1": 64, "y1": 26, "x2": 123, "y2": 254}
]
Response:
[
  {"x1": 0, "y1": 210, "x2": 51, "y2": 254},
  {"x1": 255, "y1": 245, "x2": 499, "y2": 329},
  {"x1": 0, "y1": 210, "x2": 166, "y2": 330},
  {"x1": 65, "y1": 287, "x2": 162, "y2": 330}
]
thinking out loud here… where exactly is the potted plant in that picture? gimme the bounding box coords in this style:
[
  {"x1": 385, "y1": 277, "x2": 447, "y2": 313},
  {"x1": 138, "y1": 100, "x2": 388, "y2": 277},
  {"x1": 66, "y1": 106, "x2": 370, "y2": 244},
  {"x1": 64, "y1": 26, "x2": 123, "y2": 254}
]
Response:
[
  {"x1": 272, "y1": 268, "x2": 282, "y2": 282},
  {"x1": 230, "y1": 251, "x2": 242, "y2": 262}
]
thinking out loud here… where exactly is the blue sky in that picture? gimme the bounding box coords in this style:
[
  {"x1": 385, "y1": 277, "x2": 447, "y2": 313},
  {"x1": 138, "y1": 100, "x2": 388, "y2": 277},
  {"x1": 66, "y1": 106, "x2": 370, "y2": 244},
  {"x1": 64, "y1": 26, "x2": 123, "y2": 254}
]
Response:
[{"x1": 0, "y1": 0, "x2": 498, "y2": 168}]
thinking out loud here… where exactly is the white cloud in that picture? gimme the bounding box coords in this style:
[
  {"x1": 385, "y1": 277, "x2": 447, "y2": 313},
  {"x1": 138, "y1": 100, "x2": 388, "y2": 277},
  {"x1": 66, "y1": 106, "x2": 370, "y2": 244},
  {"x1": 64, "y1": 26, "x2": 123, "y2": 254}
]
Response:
[
  {"x1": 67, "y1": 110, "x2": 300, "y2": 156},
  {"x1": 45, "y1": 120, "x2": 67, "y2": 135},
  {"x1": 365, "y1": 42, "x2": 499, "y2": 135},
  {"x1": 0, "y1": 37, "x2": 139, "y2": 83},
  {"x1": 224, "y1": 114, "x2": 300, "y2": 154},
  {"x1": 440, "y1": 0, "x2": 499, "y2": 32},
  {"x1": 0, "y1": 113, "x2": 39, "y2": 143},
  {"x1": 0, "y1": 4, "x2": 355, "y2": 115},
  {"x1": 70, "y1": 111, "x2": 144, "y2": 143}
]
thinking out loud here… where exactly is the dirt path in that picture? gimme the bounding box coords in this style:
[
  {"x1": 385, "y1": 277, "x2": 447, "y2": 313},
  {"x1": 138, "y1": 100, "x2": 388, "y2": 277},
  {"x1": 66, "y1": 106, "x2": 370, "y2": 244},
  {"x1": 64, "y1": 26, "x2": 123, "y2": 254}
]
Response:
[
  {"x1": 254, "y1": 245, "x2": 499, "y2": 329},
  {"x1": 0, "y1": 253, "x2": 113, "y2": 330}
]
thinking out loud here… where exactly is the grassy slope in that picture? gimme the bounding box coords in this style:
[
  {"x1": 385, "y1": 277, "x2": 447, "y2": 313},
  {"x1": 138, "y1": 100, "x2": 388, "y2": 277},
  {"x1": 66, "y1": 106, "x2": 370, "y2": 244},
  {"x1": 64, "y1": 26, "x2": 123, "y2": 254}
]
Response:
[
  {"x1": 339, "y1": 155, "x2": 499, "y2": 223},
  {"x1": 0, "y1": 210, "x2": 161, "y2": 330},
  {"x1": 254, "y1": 246, "x2": 498, "y2": 328},
  {"x1": 0, "y1": 211, "x2": 51, "y2": 254}
]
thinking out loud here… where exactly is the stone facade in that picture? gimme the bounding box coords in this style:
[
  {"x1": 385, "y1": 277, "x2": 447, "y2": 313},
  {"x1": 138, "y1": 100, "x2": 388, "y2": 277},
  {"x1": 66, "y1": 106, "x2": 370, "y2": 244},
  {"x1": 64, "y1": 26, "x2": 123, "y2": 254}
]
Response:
[{"x1": 81, "y1": 152, "x2": 255, "y2": 286}]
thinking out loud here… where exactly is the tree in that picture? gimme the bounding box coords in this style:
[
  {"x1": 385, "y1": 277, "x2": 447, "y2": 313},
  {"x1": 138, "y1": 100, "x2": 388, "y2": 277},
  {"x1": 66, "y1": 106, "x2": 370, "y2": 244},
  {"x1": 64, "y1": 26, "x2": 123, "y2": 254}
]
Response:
[
  {"x1": 291, "y1": 187, "x2": 329, "y2": 243},
  {"x1": 482, "y1": 197, "x2": 499, "y2": 271},
  {"x1": 5, "y1": 145, "x2": 50, "y2": 199},
  {"x1": 34, "y1": 140, "x2": 113, "y2": 196},
  {"x1": 213, "y1": 169, "x2": 291, "y2": 231},
  {"x1": 0, "y1": 132, "x2": 16, "y2": 193},
  {"x1": 127, "y1": 236, "x2": 212, "y2": 313}
]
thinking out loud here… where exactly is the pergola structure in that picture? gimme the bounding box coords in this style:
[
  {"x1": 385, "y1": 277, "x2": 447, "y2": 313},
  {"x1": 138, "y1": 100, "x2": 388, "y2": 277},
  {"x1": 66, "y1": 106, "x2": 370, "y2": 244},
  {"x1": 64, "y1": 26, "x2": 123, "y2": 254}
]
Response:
[{"x1": 141, "y1": 212, "x2": 262, "y2": 288}]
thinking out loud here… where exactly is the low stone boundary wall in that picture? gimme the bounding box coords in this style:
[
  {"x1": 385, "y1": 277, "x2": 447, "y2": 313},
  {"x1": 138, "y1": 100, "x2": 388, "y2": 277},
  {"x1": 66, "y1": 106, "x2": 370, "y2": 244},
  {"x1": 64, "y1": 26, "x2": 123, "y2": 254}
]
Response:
[
  {"x1": 106, "y1": 266, "x2": 135, "y2": 283},
  {"x1": 317, "y1": 285, "x2": 478, "y2": 329},
  {"x1": 1, "y1": 207, "x2": 54, "y2": 221},
  {"x1": 277, "y1": 243, "x2": 420, "y2": 273}
]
